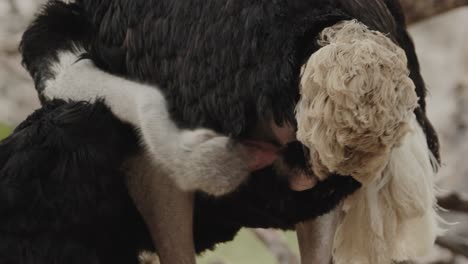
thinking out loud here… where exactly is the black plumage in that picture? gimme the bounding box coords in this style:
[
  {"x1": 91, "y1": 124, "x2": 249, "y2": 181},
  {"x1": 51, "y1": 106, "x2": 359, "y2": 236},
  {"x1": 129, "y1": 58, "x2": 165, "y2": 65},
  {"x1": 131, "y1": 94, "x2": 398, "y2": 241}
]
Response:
[{"x1": 0, "y1": 100, "x2": 151, "y2": 263}]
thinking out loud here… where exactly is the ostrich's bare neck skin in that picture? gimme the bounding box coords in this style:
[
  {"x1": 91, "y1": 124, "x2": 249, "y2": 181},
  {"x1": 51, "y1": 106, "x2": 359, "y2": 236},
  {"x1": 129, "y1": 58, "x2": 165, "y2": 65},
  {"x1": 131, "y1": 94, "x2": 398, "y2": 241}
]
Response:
[{"x1": 126, "y1": 154, "x2": 197, "y2": 264}]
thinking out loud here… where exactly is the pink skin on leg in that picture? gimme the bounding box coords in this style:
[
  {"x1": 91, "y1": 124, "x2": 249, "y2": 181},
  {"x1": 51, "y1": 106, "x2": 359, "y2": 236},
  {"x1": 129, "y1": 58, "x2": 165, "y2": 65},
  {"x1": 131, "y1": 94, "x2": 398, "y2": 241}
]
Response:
[
  {"x1": 244, "y1": 122, "x2": 319, "y2": 191},
  {"x1": 242, "y1": 140, "x2": 280, "y2": 171},
  {"x1": 289, "y1": 173, "x2": 318, "y2": 191}
]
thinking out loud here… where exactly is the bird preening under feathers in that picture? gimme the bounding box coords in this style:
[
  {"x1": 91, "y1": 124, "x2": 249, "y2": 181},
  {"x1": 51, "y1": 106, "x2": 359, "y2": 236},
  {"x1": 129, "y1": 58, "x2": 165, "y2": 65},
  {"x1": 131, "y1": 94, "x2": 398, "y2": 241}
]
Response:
[{"x1": 0, "y1": 0, "x2": 442, "y2": 263}]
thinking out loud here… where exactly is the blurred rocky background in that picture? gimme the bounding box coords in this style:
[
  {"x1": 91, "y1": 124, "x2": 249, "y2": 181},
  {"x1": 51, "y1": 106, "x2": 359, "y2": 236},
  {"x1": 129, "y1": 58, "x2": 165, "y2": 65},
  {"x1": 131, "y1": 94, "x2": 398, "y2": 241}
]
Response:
[
  {"x1": 1, "y1": 1, "x2": 468, "y2": 263},
  {"x1": 0, "y1": 0, "x2": 40, "y2": 126}
]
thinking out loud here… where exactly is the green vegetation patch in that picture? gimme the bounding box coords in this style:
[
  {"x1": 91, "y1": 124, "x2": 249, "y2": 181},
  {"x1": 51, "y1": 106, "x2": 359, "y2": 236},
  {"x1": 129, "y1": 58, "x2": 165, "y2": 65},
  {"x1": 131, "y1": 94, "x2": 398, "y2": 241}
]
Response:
[
  {"x1": 0, "y1": 123, "x2": 12, "y2": 140},
  {"x1": 198, "y1": 229, "x2": 299, "y2": 264}
]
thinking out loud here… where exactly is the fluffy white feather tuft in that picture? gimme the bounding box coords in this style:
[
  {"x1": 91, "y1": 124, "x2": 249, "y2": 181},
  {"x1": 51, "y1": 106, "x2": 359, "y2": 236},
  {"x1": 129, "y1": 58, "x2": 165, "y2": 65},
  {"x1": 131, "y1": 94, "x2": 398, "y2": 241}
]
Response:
[
  {"x1": 333, "y1": 116, "x2": 441, "y2": 264},
  {"x1": 296, "y1": 20, "x2": 441, "y2": 264}
]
